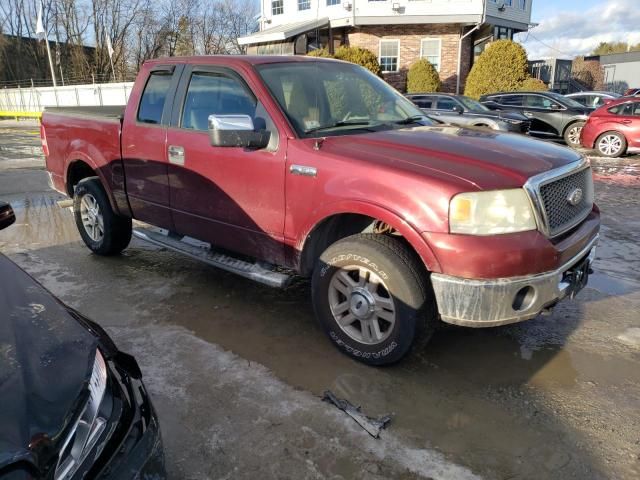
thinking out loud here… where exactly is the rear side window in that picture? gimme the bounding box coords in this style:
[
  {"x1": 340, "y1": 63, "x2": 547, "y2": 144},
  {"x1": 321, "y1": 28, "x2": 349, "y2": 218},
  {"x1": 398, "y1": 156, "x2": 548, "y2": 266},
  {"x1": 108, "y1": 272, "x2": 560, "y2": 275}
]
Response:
[
  {"x1": 609, "y1": 103, "x2": 640, "y2": 116},
  {"x1": 181, "y1": 72, "x2": 257, "y2": 131},
  {"x1": 413, "y1": 97, "x2": 434, "y2": 109},
  {"x1": 137, "y1": 72, "x2": 172, "y2": 124},
  {"x1": 498, "y1": 95, "x2": 523, "y2": 106}
]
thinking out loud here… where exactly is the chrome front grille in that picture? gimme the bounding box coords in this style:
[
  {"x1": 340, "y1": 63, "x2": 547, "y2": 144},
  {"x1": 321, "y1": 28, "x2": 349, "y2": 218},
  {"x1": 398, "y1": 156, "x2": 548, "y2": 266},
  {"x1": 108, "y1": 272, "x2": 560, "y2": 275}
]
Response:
[{"x1": 525, "y1": 160, "x2": 594, "y2": 238}]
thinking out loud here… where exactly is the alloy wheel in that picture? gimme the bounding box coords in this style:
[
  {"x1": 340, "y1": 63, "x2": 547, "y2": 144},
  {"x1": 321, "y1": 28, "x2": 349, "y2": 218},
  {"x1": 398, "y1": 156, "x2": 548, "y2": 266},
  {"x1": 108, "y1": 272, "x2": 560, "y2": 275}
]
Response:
[
  {"x1": 79, "y1": 193, "x2": 104, "y2": 242},
  {"x1": 598, "y1": 135, "x2": 623, "y2": 156},
  {"x1": 328, "y1": 266, "x2": 396, "y2": 345}
]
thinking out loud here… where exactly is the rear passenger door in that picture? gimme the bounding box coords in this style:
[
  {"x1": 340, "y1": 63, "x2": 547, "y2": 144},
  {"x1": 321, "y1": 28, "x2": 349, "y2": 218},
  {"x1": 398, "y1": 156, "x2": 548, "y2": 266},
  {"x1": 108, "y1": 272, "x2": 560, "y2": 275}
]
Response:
[
  {"x1": 521, "y1": 94, "x2": 563, "y2": 136},
  {"x1": 121, "y1": 65, "x2": 182, "y2": 229},
  {"x1": 165, "y1": 65, "x2": 286, "y2": 264}
]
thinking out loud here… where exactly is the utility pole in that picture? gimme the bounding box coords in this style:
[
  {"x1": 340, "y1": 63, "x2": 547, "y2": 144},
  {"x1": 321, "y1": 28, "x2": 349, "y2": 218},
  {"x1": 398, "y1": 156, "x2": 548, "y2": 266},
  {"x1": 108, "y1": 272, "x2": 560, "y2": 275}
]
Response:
[{"x1": 36, "y1": 3, "x2": 57, "y2": 87}]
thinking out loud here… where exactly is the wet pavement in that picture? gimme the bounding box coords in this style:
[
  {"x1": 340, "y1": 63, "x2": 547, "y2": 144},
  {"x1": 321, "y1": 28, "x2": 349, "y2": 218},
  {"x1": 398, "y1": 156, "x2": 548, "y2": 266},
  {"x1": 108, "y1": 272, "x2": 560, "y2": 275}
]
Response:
[{"x1": 1, "y1": 119, "x2": 639, "y2": 479}]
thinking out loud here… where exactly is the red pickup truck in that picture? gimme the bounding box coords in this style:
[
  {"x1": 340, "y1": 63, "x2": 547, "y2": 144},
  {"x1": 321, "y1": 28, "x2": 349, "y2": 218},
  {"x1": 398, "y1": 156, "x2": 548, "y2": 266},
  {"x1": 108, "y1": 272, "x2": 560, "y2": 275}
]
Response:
[{"x1": 42, "y1": 56, "x2": 600, "y2": 365}]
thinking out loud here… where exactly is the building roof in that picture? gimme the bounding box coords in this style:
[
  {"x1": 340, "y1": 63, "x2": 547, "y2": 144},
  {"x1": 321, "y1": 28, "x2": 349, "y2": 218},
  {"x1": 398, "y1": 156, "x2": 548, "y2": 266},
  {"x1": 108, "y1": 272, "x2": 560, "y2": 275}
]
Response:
[{"x1": 238, "y1": 18, "x2": 330, "y2": 46}]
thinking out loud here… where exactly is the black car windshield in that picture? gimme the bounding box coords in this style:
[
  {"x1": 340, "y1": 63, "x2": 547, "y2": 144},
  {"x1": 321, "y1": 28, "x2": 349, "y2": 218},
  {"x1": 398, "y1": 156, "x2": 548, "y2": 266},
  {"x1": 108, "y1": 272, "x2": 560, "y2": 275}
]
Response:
[
  {"x1": 456, "y1": 95, "x2": 490, "y2": 112},
  {"x1": 257, "y1": 61, "x2": 432, "y2": 137},
  {"x1": 547, "y1": 92, "x2": 584, "y2": 109}
]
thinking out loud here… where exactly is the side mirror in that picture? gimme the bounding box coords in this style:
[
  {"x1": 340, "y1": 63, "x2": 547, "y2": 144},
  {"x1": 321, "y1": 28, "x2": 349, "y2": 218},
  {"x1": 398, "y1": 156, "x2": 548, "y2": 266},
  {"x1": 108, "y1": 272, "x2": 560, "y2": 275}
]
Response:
[
  {"x1": 208, "y1": 114, "x2": 270, "y2": 149},
  {"x1": 452, "y1": 105, "x2": 464, "y2": 114},
  {"x1": 0, "y1": 201, "x2": 16, "y2": 231}
]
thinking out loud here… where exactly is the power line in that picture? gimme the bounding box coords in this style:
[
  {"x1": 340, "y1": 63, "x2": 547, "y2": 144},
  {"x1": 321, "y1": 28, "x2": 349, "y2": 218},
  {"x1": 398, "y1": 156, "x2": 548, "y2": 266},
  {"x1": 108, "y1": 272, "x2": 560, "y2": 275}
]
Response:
[{"x1": 520, "y1": 32, "x2": 576, "y2": 58}]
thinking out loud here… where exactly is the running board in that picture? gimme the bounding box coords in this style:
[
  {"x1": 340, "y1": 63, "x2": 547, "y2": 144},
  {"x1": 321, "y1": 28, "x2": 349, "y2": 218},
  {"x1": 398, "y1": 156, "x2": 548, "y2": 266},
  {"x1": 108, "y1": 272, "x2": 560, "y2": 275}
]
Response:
[{"x1": 132, "y1": 227, "x2": 292, "y2": 289}]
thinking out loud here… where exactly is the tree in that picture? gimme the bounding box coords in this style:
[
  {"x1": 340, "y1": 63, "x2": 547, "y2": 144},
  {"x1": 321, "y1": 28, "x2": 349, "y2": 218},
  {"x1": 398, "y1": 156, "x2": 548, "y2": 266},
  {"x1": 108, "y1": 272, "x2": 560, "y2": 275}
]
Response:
[
  {"x1": 464, "y1": 40, "x2": 530, "y2": 99},
  {"x1": 333, "y1": 45, "x2": 381, "y2": 76},
  {"x1": 307, "y1": 48, "x2": 332, "y2": 58},
  {"x1": 406, "y1": 59, "x2": 441, "y2": 93},
  {"x1": 174, "y1": 16, "x2": 194, "y2": 56},
  {"x1": 591, "y1": 41, "x2": 629, "y2": 56},
  {"x1": 519, "y1": 77, "x2": 547, "y2": 92},
  {"x1": 572, "y1": 56, "x2": 604, "y2": 90}
]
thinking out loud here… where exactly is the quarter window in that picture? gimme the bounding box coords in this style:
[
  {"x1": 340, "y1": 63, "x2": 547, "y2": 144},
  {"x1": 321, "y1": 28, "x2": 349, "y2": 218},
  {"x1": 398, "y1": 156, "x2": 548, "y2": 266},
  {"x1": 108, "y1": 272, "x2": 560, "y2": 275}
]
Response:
[
  {"x1": 272, "y1": 0, "x2": 284, "y2": 15},
  {"x1": 137, "y1": 71, "x2": 172, "y2": 124},
  {"x1": 379, "y1": 40, "x2": 400, "y2": 73},
  {"x1": 420, "y1": 38, "x2": 441, "y2": 71},
  {"x1": 298, "y1": 0, "x2": 310, "y2": 10}
]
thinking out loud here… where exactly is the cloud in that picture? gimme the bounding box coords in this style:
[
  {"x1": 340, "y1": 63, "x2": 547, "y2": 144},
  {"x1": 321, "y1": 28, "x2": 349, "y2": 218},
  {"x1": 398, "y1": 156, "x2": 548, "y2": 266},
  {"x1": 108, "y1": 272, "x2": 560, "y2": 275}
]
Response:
[{"x1": 515, "y1": 0, "x2": 640, "y2": 59}]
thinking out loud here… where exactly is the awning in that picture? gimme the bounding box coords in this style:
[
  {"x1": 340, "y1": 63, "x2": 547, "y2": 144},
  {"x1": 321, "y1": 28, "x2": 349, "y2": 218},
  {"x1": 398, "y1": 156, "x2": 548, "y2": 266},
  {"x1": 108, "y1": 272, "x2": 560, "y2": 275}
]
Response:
[{"x1": 238, "y1": 17, "x2": 330, "y2": 46}]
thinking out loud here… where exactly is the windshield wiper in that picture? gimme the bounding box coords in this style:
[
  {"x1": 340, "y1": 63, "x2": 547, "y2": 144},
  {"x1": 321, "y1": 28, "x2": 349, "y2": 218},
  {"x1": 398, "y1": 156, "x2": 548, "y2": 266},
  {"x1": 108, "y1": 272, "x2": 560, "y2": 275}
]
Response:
[
  {"x1": 304, "y1": 120, "x2": 376, "y2": 134},
  {"x1": 394, "y1": 115, "x2": 426, "y2": 125}
]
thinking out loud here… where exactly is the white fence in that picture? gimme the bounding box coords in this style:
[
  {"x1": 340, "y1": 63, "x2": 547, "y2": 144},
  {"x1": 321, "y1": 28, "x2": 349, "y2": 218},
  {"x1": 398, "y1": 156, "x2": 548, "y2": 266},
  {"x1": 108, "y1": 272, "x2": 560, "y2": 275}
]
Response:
[{"x1": 0, "y1": 82, "x2": 134, "y2": 113}]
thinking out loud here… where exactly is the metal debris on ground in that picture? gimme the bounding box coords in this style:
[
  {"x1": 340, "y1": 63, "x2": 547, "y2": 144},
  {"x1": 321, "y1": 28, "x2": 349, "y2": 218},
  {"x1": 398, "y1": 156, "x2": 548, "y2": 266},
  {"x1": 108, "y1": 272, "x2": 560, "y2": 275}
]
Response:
[{"x1": 322, "y1": 390, "x2": 392, "y2": 438}]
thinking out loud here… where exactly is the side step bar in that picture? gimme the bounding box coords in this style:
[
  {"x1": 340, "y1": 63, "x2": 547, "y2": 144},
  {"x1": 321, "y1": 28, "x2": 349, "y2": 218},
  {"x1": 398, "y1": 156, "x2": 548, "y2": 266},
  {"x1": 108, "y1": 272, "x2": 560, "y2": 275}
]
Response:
[{"x1": 132, "y1": 227, "x2": 292, "y2": 289}]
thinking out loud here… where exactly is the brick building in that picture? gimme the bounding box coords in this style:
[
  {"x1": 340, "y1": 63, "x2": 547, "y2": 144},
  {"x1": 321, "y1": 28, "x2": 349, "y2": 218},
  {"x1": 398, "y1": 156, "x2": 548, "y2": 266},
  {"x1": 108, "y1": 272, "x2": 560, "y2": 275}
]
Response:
[{"x1": 239, "y1": 0, "x2": 535, "y2": 93}]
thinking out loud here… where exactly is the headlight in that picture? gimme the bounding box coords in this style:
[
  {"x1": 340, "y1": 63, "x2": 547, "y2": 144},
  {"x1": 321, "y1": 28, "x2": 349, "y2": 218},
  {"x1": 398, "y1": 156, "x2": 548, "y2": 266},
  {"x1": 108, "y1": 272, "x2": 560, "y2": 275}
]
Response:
[
  {"x1": 55, "y1": 350, "x2": 109, "y2": 480},
  {"x1": 449, "y1": 189, "x2": 537, "y2": 235}
]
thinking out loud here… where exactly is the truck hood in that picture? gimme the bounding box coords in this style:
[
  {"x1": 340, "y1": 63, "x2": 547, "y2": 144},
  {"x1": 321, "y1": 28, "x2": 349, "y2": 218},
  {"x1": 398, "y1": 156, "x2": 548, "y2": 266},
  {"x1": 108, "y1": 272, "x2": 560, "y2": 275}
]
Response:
[
  {"x1": 321, "y1": 125, "x2": 583, "y2": 190},
  {"x1": 0, "y1": 254, "x2": 97, "y2": 473}
]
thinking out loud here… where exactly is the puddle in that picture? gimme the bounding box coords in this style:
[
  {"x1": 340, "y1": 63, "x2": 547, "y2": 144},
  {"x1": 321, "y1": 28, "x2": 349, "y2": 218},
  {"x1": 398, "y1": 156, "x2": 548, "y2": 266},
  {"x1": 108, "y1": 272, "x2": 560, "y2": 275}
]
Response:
[{"x1": 587, "y1": 272, "x2": 639, "y2": 296}]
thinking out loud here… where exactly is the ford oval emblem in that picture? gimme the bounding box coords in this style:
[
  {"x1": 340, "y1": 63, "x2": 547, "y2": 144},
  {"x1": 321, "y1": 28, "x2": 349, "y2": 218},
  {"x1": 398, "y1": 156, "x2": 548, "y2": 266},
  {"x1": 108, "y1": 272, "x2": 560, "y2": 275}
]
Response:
[{"x1": 567, "y1": 188, "x2": 583, "y2": 206}]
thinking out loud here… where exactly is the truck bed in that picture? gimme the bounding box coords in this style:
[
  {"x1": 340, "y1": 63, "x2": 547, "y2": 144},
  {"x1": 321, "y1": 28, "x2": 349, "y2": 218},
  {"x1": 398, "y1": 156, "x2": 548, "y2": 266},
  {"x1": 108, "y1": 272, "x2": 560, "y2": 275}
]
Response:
[{"x1": 44, "y1": 105, "x2": 125, "y2": 120}]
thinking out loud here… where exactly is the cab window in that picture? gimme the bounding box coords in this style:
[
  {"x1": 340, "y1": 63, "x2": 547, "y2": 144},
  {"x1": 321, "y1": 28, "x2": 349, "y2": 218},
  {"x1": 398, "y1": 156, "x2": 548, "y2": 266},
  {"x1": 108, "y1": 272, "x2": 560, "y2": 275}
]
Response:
[{"x1": 138, "y1": 72, "x2": 173, "y2": 124}]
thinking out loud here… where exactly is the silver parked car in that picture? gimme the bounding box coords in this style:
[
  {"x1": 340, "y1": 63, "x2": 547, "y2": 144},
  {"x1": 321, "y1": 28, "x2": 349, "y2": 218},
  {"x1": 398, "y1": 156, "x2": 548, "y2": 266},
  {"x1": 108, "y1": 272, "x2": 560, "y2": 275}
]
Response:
[
  {"x1": 566, "y1": 91, "x2": 621, "y2": 109},
  {"x1": 406, "y1": 93, "x2": 531, "y2": 134}
]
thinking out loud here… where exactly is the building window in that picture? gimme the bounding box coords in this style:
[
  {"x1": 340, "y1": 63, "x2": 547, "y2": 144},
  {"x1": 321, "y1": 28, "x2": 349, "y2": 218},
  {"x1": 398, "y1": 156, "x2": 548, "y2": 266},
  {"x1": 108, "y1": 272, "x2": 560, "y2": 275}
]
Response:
[
  {"x1": 272, "y1": 0, "x2": 283, "y2": 15},
  {"x1": 298, "y1": 0, "x2": 311, "y2": 10},
  {"x1": 420, "y1": 38, "x2": 441, "y2": 71},
  {"x1": 379, "y1": 40, "x2": 399, "y2": 72},
  {"x1": 519, "y1": 0, "x2": 526, "y2": 9},
  {"x1": 494, "y1": 26, "x2": 513, "y2": 40},
  {"x1": 327, "y1": 0, "x2": 340, "y2": 4}
]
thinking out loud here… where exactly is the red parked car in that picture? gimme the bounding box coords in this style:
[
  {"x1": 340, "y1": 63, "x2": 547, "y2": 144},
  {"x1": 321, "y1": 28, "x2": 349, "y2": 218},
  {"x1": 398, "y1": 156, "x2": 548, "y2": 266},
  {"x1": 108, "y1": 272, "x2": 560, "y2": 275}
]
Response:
[
  {"x1": 581, "y1": 97, "x2": 640, "y2": 157},
  {"x1": 41, "y1": 56, "x2": 600, "y2": 365}
]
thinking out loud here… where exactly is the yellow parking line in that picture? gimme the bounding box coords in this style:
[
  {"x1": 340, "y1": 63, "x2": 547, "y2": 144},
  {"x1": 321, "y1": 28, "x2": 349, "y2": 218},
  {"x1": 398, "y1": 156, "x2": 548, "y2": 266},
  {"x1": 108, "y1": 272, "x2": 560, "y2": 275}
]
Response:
[{"x1": 0, "y1": 111, "x2": 42, "y2": 119}]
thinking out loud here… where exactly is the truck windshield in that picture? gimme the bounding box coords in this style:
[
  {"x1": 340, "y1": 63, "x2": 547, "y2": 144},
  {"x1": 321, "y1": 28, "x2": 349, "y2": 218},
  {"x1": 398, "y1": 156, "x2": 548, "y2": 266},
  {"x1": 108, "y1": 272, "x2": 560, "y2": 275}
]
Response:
[{"x1": 257, "y1": 61, "x2": 431, "y2": 137}]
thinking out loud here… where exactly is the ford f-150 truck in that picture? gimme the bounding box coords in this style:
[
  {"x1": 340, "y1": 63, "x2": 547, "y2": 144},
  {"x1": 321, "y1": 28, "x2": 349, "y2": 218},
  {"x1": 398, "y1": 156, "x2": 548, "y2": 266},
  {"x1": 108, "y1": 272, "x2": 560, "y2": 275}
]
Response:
[{"x1": 42, "y1": 56, "x2": 600, "y2": 365}]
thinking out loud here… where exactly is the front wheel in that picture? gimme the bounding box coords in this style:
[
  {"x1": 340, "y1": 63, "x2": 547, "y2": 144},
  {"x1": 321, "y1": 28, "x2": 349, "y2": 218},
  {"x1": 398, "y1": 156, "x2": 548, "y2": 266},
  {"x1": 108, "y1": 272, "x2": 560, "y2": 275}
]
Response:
[
  {"x1": 596, "y1": 131, "x2": 627, "y2": 158},
  {"x1": 564, "y1": 121, "x2": 585, "y2": 148},
  {"x1": 311, "y1": 234, "x2": 437, "y2": 365},
  {"x1": 74, "y1": 177, "x2": 132, "y2": 255}
]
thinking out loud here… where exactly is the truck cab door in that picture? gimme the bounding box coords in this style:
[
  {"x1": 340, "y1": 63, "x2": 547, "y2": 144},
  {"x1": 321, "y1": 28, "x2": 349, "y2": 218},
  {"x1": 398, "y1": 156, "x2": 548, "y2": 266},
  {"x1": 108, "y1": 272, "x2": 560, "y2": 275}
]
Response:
[
  {"x1": 165, "y1": 65, "x2": 286, "y2": 264},
  {"x1": 121, "y1": 65, "x2": 183, "y2": 230}
]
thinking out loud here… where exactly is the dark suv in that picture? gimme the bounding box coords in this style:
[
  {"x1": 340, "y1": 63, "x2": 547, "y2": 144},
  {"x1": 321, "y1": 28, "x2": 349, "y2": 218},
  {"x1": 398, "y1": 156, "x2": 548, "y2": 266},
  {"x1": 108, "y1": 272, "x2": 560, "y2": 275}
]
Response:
[
  {"x1": 406, "y1": 93, "x2": 530, "y2": 133},
  {"x1": 480, "y1": 91, "x2": 592, "y2": 148}
]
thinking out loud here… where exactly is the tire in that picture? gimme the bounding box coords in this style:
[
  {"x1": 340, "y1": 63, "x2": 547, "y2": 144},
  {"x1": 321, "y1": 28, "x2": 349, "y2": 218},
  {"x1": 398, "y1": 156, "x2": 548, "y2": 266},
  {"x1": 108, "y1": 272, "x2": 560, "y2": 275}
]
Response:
[
  {"x1": 563, "y1": 121, "x2": 585, "y2": 148},
  {"x1": 73, "y1": 177, "x2": 132, "y2": 255},
  {"x1": 595, "y1": 131, "x2": 627, "y2": 158},
  {"x1": 311, "y1": 233, "x2": 437, "y2": 366}
]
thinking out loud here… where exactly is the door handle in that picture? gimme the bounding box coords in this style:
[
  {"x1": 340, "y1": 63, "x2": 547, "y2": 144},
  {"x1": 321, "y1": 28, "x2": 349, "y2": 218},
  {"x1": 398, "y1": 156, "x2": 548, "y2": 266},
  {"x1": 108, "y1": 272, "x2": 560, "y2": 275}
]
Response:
[
  {"x1": 168, "y1": 145, "x2": 185, "y2": 166},
  {"x1": 290, "y1": 165, "x2": 317, "y2": 177},
  {"x1": 524, "y1": 112, "x2": 535, "y2": 117},
  {"x1": 621, "y1": 119, "x2": 632, "y2": 124}
]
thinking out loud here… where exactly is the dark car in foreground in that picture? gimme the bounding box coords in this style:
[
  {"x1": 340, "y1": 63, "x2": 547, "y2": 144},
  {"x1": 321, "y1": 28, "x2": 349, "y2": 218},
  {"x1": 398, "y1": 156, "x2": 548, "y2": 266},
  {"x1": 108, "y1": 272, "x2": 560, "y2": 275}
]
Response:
[
  {"x1": 566, "y1": 91, "x2": 621, "y2": 109},
  {"x1": 406, "y1": 93, "x2": 530, "y2": 133},
  {"x1": 0, "y1": 202, "x2": 165, "y2": 479},
  {"x1": 581, "y1": 97, "x2": 640, "y2": 157},
  {"x1": 480, "y1": 91, "x2": 592, "y2": 148}
]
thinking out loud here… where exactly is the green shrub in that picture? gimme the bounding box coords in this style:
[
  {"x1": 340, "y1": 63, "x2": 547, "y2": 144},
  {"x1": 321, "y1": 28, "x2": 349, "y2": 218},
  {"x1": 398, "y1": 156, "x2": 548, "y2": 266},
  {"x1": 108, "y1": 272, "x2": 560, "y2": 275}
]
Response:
[
  {"x1": 519, "y1": 77, "x2": 548, "y2": 92},
  {"x1": 306, "y1": 48, "x2": 332, "y2": 58},
  {"x1": 406, "y1": 59, "x2": 441, "y2": 93},
  {"x1": 464, "y1": 40, "x2": 530, "y2": 99},
  {"x1": 333, "y1": 46, "x2": 382, "y2": 76}
]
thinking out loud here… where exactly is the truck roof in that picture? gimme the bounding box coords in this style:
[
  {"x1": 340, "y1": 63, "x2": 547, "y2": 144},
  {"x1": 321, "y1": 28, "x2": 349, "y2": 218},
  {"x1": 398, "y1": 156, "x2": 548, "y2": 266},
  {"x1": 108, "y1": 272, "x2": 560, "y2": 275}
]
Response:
[{"x1": 143, "y1": 55, "x2": 338, "y2": 68}]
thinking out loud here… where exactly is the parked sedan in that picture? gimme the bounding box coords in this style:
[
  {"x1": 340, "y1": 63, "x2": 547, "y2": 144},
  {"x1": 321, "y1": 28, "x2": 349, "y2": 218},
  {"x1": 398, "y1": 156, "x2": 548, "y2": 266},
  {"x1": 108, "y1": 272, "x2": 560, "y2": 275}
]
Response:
[
  {"x1": 581, "y1": 97, "x2": 640, "y2": 157},
  {"x1": 0, "y1": 202, "x2": 165, "y2": 479},
  {"x1": 566, "y1": 91, "x2": 621, "y2": 109},
  {"x1": 480, "y1": 91, "x2": 592, "y2": 148},
  {"x1": 405, "y1": 93, "x2": 530, "y2": 133}
]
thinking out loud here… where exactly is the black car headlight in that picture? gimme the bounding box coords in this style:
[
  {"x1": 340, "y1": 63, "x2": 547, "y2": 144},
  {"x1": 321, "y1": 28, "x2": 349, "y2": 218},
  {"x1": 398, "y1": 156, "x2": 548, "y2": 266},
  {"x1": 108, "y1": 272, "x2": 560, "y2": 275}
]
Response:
[{"x1": 54, "y1": 350, "x2": 110, "y2": 480}]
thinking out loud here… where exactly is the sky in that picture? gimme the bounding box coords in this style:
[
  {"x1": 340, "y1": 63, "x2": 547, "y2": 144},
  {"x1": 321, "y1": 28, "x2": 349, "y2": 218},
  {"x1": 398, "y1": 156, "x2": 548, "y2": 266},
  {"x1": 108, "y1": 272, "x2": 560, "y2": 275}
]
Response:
[{"x1": 515, "y1": 0, "x2": 640, "y2": 59}]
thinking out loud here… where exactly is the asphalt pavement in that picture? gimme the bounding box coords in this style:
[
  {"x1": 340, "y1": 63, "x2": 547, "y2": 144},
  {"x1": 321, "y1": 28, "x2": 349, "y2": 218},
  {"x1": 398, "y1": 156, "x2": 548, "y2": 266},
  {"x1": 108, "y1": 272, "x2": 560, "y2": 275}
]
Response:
[{"x1": 1, "y1": 119, "x2": 639, "y2": 480}]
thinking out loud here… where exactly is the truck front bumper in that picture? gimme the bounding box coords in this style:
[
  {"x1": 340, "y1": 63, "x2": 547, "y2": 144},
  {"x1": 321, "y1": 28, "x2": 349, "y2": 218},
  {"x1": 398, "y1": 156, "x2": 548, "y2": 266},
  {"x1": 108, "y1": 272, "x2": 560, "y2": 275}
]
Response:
[{"x1": 431, "y1": 234, "x2": 598, "y2": 327}]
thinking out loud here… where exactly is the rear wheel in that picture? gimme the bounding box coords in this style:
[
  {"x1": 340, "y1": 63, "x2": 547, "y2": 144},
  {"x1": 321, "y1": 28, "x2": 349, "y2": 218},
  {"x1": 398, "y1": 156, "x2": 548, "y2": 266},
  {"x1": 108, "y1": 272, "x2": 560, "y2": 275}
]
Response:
[
  {"x1": 596, "y1": 132, "x2": 627, "y2": 158},
  {"x1": 311, "y1": 234, "x2": 437, "y2": 365},
  {"x1": 74, "y1": 177, "x2": 132, "y2": 255},
  {"x1": 564, "y1": 121, "x2": 585, "y2": 148}
]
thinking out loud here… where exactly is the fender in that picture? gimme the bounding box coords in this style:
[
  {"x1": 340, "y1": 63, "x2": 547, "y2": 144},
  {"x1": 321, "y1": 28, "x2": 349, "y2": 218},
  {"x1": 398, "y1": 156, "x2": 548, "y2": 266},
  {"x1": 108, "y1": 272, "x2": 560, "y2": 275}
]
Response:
[
  {"x1": 296, "y1": 199, "x2": 442, "y2": 274},
  {"x1": 63, "y1": 147, "x2": 124, "y2": 216}
]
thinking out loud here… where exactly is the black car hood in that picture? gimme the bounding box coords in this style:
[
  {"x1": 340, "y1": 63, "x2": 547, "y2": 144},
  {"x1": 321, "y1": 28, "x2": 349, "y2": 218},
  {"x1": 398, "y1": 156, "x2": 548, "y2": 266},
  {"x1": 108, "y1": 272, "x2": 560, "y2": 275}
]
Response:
[{"x1": 0, "y1": 254, "x2": 97, "y2": 473}]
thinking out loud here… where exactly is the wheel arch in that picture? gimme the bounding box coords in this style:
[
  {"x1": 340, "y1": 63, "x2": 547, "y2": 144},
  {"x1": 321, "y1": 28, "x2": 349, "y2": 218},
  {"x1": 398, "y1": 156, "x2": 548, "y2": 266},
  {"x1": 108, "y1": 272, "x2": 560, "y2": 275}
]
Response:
[
  {"x1": 65, "y1": 155, "x2": 122, "y2": 215},
  {"x1": 296, "y1": 203, "x2": 442, "y2": 277}
]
